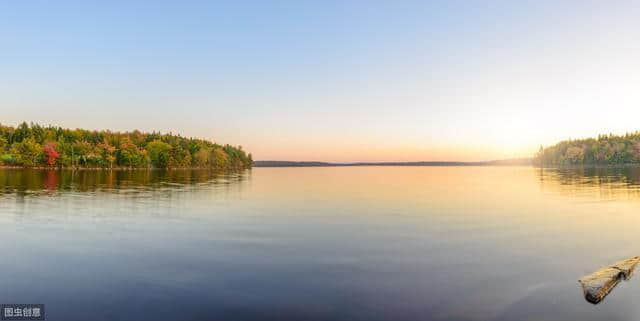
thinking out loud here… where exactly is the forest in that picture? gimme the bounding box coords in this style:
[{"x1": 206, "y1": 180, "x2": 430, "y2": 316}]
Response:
[
  {"x1": 0, "y1": 122, "x2": 252, "y2": 169},
  {"x1": 534, "y1": 132, "x2": 640, "y2": 166}
]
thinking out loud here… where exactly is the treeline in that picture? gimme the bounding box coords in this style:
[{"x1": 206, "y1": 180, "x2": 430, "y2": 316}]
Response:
[
  {"x1": 534, "y1": 133, "x2": 640, "y2": 166},
  {"x1": 0, "y1": 122, "x2": 252, "y2": 169}
]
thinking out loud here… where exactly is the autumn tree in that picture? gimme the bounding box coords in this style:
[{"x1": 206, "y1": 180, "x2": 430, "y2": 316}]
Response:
[
  {"x1": 211, "y1": 148, "x2": 228, "y2": 169},
  {"x1": 43, "y1": 142, "x2": 60, "y2": 166},
  {"x1": 118, "y1": 138, "x2": 148, "y2": 167},
  {"x1": 193, "y1": 147, "x2": 211, "y2": 167},
  {"x1": 565, "y1": 146, "x2": 584, "y2": 164},
  {"x1": 0, "y1": 122, "x2": 251, "y2": 169},
  {"x1": 98, "y1": 140, "x2": 116, "y2": 168}
]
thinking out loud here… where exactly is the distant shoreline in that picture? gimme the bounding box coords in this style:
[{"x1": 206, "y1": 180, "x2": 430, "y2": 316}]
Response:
[{"x1": 253, "y1": 159, "x2": 532, "y2": 167}]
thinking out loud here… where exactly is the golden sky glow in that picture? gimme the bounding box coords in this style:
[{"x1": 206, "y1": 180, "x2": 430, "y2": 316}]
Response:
[{"x1": 3, "y1": 2, "x2": 640, "y2": 161}]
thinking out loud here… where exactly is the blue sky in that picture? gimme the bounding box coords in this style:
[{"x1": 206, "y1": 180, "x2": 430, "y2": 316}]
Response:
[{"x1": 2, "y1": 1, "x2": 640, "y2": 161}]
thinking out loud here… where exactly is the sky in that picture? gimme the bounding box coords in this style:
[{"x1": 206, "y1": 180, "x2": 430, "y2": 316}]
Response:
[{"x1": 2, "y1": 1, "x2": 640, "y2": 162}]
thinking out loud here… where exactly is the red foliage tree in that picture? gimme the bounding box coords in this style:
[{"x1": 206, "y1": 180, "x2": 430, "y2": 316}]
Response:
[{"x1": 43, "y1": 142, "x2": 60, "y2": 166}]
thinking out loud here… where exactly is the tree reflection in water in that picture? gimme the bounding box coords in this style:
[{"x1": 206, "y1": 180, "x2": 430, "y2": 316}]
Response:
[
  {"x1": 0, "y1": 168, "x2": 248, "y2": 197},
  {"x1": 537, "y1": 166, "x2": 640, "y2": 200}
]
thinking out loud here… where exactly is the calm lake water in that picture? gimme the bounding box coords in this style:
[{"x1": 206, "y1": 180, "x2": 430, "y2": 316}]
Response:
[{"x1": 2, "y1": 166, "x2": 640, "y2": 321}]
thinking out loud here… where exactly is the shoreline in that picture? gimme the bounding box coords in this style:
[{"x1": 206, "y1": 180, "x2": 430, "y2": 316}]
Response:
[
  {"x1": 6, "y1": 164, "x2": 640, "y2": 170},
  {"x1": 253, "y1": 159, "x2": 532, "y2": 167},
  {"x1": 536, "y1": 164, "x2": 640, "y2": 169},
  {"x1": 0, "y1": 165, "x2": 251, "y2": 171}
]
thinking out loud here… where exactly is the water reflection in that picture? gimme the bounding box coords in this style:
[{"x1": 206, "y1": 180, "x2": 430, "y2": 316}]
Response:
[
  {"x1": 538, "y1": 167, "x2": 640, "y2": 200},
  {"x1": 0, "y1": 168, "x2": 248, "y2": 196},
  {"x1": 3, "y1": 166, "x2": 640, "y2": 321}
]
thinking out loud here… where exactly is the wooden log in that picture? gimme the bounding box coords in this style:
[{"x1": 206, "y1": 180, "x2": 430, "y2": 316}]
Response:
[{"x1": 579, "y1": 256, "x2": 640, "y2": 304}]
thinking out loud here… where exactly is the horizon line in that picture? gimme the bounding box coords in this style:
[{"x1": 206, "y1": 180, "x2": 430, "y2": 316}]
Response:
[{"x1": 253, "y1": 158, "x2": 532, "y2": 167}]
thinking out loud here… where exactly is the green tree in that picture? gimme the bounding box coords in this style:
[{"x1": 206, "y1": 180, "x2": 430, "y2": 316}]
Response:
[
  {"x1": 0, "y1": 153, "x2": 15, "y2": 165},
  {"x1": 147, "y1": 140, "x2": 173, "y2": 168},
  {"x1": 11, "y1": 138, "x2": 43, "y2": 166},
  {"x1": 72, "y1": 140, "x2": 93, "y2": 166}
]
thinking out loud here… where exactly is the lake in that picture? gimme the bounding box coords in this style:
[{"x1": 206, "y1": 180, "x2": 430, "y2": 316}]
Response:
[{"x1": 2, "y1": 166, "x2": 640, "y2": 321}]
